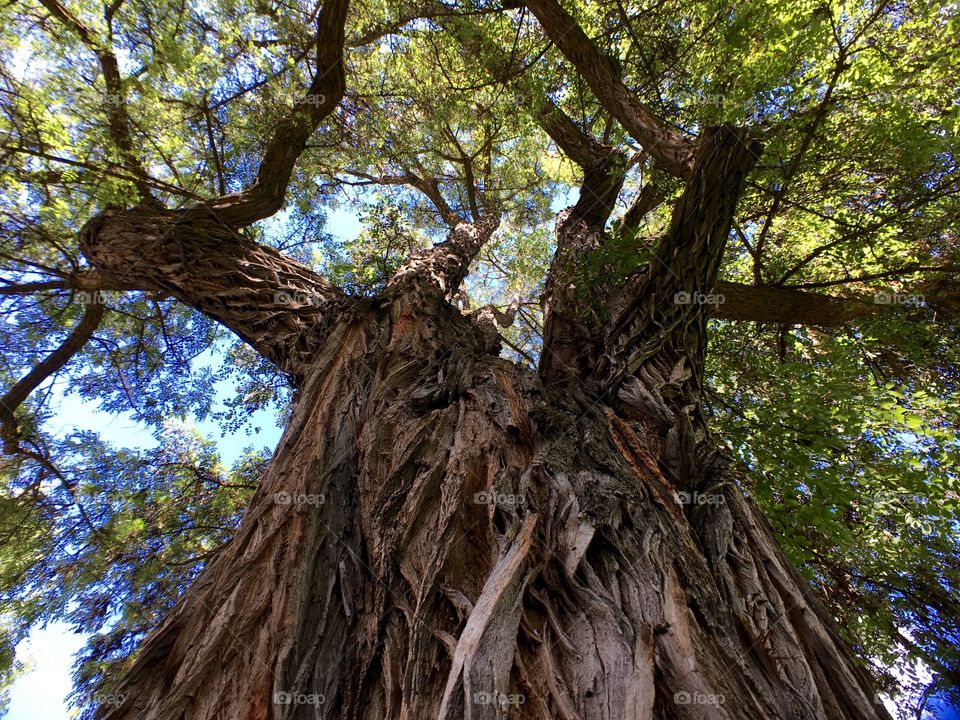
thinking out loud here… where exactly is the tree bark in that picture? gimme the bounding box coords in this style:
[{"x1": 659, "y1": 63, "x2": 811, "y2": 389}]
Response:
[
  {"x1": 71, "y1": 110, "x2": 893, "y2": 720},
  {"x1": 78, "y1": 206, "x2": 351, "y2": 382},
  {"x1": 91, "y1": 280, "x2": 888, "y2": 720}
]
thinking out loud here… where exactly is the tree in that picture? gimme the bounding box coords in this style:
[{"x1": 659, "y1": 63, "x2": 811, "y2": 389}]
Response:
[{"x1": 1, "y1": 0, "x2": 958, "y2": 718}]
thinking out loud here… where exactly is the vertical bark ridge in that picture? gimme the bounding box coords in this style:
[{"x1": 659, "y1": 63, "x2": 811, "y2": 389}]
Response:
[{"x1": 97, "y1": 314, "x2": 382, "y2": 720}]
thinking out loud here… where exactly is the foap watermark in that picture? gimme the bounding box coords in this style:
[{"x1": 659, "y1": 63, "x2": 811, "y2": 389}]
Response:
[
  {"x1": 863, "y1": 91, "x2": 899, "y2": 106},
  {"x1": 674, "y1": 491, "x2": 725, "y2": 507},
  {"x1": 674, "y1": 691, "x2": 725, "y2": 706},
  {"x1": 473, "y1": 690, "x2": 526, "y2": 708},
  {"x1": 75, "y1": 290, "x2": 110, "y2": 305},
  {"x1": 511, "y1": 89, "x2": 534, "y2": 106},
  {"x1": 674, "y1": 290, "x2": 725, "y2": 306},
  {"x1": 673, "y1": 90, "x2": 727, "y2": 106},
  {"x1": 268, "y1": 92, "x2": 327, "y2": 108},
  {"x1": 274, "y1": 491, "x2": 325, "y2": 507},
  {"x1": 873, "y1": 292, "x2": 924, "y2": 307},
  {"x1": 274, "y1": 691, "x2": 325, "y2": 706},
  {"x1": 473, "y1": 491, "x2": 523, "y2": 507},
  {"x1": 95, "y1": 693, "x2": 128, "y2": 708},
  {"x1": 274, "y1": 290, "x2": 326, "y2": 307}
]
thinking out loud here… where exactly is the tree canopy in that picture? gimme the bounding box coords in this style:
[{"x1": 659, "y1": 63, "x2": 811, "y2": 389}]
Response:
[{"x1": 0, "y1": 0, "x2": 958, "y2": 716}]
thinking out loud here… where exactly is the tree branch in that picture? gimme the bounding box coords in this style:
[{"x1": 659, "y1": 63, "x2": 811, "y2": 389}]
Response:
[
  {"x1": 616, "y1": 181, "x2": 665, "y2": 236},
  {"x1": 201, "y1": 0, "x2": 351, "y2": 226},
  {"x1": 78, "y1": 207, "x2": 348, "y2": 382},
  {"x1": 440, "y1": 15, "x2": 613, "y2": 170},
  {"x1": 539, "y1": 151, "x2": 628, "y2": 382},
  {"x1": 387, "y1": 215, "x2": 500, "y2": 297},
  {"x1": 38, "y1": 0, "x2": 156, "y2": 201},
  {"x1": 522, "y1": 0, "x2": 696, "y2": 178},
  {"x1": 1, "y1": 297, "x2": 105, "y2": 454},
  {"x1": 710, "y1": 282, "x2": 879, "y2": 324},
  {"x1": 751, "y1": 46, "x2": 848, "y2": 275},
  {"x1": 600, "y1": 125, "x2": 762, "y2": 401},
  {"x1": 323, "y1": 166, "x2": 464, "y2": 227}
]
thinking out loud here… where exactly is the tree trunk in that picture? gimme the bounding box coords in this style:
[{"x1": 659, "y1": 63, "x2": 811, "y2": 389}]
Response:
[{"x1": 96, "y1": 284, "x2": 889, "y2": 720}]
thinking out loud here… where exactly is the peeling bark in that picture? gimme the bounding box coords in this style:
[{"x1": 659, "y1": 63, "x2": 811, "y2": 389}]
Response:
[{"x1": 5, "y1": 2, "x2": 902, "y2": 715}]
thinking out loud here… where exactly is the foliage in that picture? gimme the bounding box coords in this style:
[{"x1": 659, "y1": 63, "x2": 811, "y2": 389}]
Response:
[{"x1": 0, "y1": 0, "x2": 958, "y2": 716}]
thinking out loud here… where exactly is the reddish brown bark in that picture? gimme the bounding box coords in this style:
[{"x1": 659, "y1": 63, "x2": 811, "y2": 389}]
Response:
[
  {"x1": 74, "y1": 122, "x2": 889, "y2": 717},
  {"x1": 89, "y1": 283, "x2": 888, "y2": 720}
]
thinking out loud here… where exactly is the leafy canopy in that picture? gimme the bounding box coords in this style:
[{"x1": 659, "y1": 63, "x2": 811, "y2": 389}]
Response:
[{"x1": 0, "y1": 0, "x2": 957, "y2": 716}]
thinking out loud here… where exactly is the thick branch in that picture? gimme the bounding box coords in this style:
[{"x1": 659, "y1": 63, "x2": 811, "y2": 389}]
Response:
[
  {"x1": 539, "y1": 152, "x2": 628, "y2": 382},
  {"x1": 79, "y1": 207, "x2": 348, "y2": 382},
  {"x1": 387, "y1": 216, "x2": 500, "y2": 297},
  {"x1": 1, "y1": 298, "x2": 104, "y2": 454},
  {"x1": 523, "y1": 0, "x2": 696, "y2": 178},
  {"x1": 440, "y1": 15, "x2": 612, "y2": 170},
  {"x1": 404, "y1": 170, "x2": 464, "y2": 227},
  {"x1": 323, "y1": 166, "x2": 464, "y2": 227},
  {"x1": 711, "y1": 282, "x2": 879, "y2": 324},
  {"x1": 0, "y1": 269, "x2": 145, "y2": 296},
  {"x1": 202, "y1": 0, "x2": 350, "y2": 226},
  {"x1": 600, "y1": 125, "x2": 761, "y2": 402},
  {"x1": 616, "y1": 181, "x2": 665, "y2": 236}
]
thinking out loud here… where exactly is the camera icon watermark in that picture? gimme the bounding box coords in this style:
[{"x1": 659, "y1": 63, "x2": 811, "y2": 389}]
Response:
[
  {"x1": 271, "y1": 92, "x2": 327, "y2": 108},
  {"x1": 96, "y1": 693, "x2": 128, "y2": 708},
  {"x1": 273, "y1": 291, "x2": 326, "y2": 307},
  {"x1": 75, "y1": 290, "x2": 109, "y2": 305},
  {"x1": 511, "y1": 89, "x2": 534, "y2": 106},
  {"x1": 674, "y1": 91, "x2": 726, "y2": 106}
]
